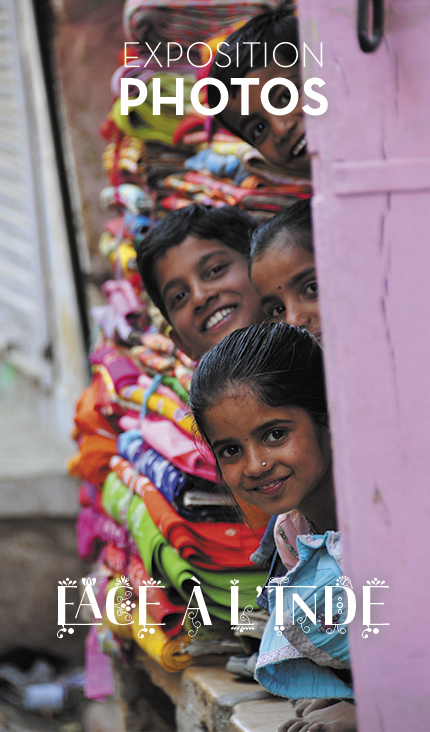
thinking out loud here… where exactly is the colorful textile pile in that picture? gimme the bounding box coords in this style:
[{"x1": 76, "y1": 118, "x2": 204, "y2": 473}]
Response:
[
  {"x1": 123, "y1": 0, "x2": 278, "y2": 48},
  {"x1": 70, "y1": 226, "x2": 267, "y2": 682},
  {"x1": 100, "y1": 0, "x2": 311, "y2": 228},
  {"x1": 71, "y1": 0, "x2": 315, "y2": 694}
]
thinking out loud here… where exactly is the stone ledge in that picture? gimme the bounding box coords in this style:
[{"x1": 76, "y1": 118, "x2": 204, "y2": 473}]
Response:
[
  {"x1": 229, "y1": 698, "x2": 296, "y2": 732},
  {"x1": 134, "y1": 654, "x2": 275, "y2": 732}
]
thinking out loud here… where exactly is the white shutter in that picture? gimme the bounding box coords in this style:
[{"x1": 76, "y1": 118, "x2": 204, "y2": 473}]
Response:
[{"x1": 0, "y1": 0, "x2": 52, "y2": 386}]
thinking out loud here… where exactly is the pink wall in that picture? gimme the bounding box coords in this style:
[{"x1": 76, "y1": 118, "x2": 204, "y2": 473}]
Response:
[{"x1": 297, "y1": 1, "x2": 430, "y2": 729}]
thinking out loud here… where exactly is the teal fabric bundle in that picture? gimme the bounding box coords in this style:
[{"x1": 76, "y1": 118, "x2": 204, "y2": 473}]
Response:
[{"x1": 255, "y1": 532, "x2": 354, "y2": 700}]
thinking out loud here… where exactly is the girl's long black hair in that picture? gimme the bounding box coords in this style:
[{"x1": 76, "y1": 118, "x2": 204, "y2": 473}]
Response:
[{"x1": 189, "y1": 321, "x2": 328, "y2": 445}]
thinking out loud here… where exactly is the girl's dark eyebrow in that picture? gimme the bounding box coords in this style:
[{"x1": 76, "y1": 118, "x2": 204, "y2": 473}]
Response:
[
  {"x1": 212, "y1": 419, "x2": 294, "y2": 451},
  {"x1": 212, "y1": 437, "x2": 236, "y2": 450},
  {"x1": 287, "y1": 266, "x2": 316, "y2": 288},
  {"x1": 252, "y1": 419, "x2": 294, "y2": 435},
  {"x1": 261, "y1": 293, "x2": 281, "y2": 308},
  {"x1": 259, "y1": 268, "x2": 316, "y2": 306}
]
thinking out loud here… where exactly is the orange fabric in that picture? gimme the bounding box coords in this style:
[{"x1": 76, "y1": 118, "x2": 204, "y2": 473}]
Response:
[
  {"x1": 68, "y1": 434, "x2": 117, "y2": 487},
  {"x1": 234, "y1": 495, "x2": 272, "y2": 531},
  {"x1": 73, "y1": 375, "x2": 118, "y2": 439}
]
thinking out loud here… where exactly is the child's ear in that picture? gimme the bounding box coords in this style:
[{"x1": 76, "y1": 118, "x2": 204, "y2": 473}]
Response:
[{"x1": 169, "y1": 329, "x2": 199, "y2": 361}]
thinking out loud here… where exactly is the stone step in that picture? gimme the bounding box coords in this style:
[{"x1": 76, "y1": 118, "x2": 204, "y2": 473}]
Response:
[
  {"x1": 133, "y1": 654, "x2": 297, "y2": 732},
  {"x1": 229, "y1": 698, "x2": 296, "y2": 732}
]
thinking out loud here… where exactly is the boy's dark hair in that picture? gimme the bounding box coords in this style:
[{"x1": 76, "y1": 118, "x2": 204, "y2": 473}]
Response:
[
  {"x1": 208, "y1": 8, "x2": 299, "y2": 135},
  {"x1": 250, "y1": 198, "x2": 313, "y2": 262},
  {"x1": 136, "y1": 203, "x2": 258, "y2": 319},
  {"x1": 189, "y1": 320, "x2": 328, "y2": 450}
]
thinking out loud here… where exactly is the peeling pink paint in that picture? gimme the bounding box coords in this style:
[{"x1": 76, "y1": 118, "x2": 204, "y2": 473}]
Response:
[{"x1": 297, "y1": 1, "x2": 430, "y2": 729}]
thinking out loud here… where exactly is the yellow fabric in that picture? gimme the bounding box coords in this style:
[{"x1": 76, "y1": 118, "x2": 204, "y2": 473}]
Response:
[
  {"x1": 104, "y1": 578, "x2": 192, "y2": 672},
  {"x1": 111, "y1": 74, "x2": 195, "y2": 147},
  {"x1": 131, "y1": 608, "x2": 192, "y2": 672},
  {"x1": 104, "y1": 612, "x2": 134, "y2": 640},
  {"x1": 120, "y1": 386, "x2": 195, "y2": 436}
]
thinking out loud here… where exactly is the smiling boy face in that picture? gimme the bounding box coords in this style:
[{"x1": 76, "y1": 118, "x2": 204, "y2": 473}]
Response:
[
  {"x1": 221, "y1": 60, "x2": 310, "y2": 178},
  {"x1": 155, "y1": 235, "x2": 264, "y2": 358}
]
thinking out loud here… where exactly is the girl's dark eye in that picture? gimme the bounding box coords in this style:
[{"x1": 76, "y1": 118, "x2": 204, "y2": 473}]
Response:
[
  {"x1": 208, "y1": 264, "x2": 226, "y2": 278},
  {"x1": 269, "y1": 304, "x2": 286, "y2": 319},
  {"x1": 278, "y1": 88, "x2": 291, "y2": 107},
  {"x1": 219, "y1": 445, "x2": 240, "y2": 459},
  {"x1": 266, "y1": 429, "x2": 286, "y2": 444},
  {"x1": 171, "y1": 291, "x2": 187, "y2": 307},
  {"x1": 304, "y1": 281, "x2": 318, "y2": 297},
  {"x1": 250, "y1": 121, "x2": 266, "y2": 143}
]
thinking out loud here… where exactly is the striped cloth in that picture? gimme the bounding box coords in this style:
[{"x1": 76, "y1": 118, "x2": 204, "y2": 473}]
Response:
[{"x1": 123, "y1": 0, "x2": 278, "y2": 47}]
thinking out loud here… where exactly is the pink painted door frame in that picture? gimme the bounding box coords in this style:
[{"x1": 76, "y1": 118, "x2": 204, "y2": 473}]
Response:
[{"x1": 296, "y1": 1, "x2": 430, "y2": 729}]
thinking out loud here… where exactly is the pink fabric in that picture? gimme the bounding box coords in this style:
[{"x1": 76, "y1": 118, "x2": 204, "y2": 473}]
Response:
[
  {"x1": 84, "y1": 578, "x2": 115, "y2": 700},
  {"x1": 118, "y1": 415, "x2": 140, "y2": 431},
  {"x1": 139, "y1": 413, "x2": 217, "y2": 481},
  {"x1": 89, "y1": 347, "x2": 142, "y2": 393},
  {"x1": 274, "y1": 510, "x2": 311, "y2": 571},
  {"x1": 76, "y1": 506, "x2": 130, "y2": 559},
  {"x1": 102, "y1": 279, "x2": 144, "y2": 317},
  {"x1": 104, "y1": 216, "x2": 130, "y2": 239}
]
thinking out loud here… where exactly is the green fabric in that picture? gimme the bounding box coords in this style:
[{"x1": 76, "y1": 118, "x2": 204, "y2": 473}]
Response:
[
  {"x1": 111, "y1": 73, "x2": 194, "y2": 146},
  {"x1": 102, "y1": 472, "x2": 267, "y2": 620},
  {"x1": 162, "y1": 375, "x2": 189, "y2": 404}
]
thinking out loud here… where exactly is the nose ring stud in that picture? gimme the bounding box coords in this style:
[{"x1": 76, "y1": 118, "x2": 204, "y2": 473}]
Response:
[{"x1": 262, "y1": 461, "x2": 267, "y2": 466}]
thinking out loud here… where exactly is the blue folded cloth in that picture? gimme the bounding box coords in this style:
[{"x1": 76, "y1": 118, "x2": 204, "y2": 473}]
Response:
[
  {"x1": 255, "y1": 532, "x2": 354, "y2": 700},
  {"x1": 117, "y1": 430, "x2": 185, "y2": 503}
]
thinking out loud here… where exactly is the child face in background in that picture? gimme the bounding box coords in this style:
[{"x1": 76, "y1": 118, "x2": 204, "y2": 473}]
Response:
[
  {"x1": 250, "y1": 236, "x2": 321, "y2": 343},
  {"x1": 155, "y1": 235, "x2": 264, "y2": 359},
  {"x1": 221, "y1": 60, "x2": 310, "y2": 178},
  {"x1": 204, "y1": 385, "x2": 331, "y2": 518}
]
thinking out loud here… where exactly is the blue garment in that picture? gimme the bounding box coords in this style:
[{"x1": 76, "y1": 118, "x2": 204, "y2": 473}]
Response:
[
  {"x1": 117, "y1": 430, "x2": 186, "y2": 503},
  {"x1": 255, "y1": 532, "x2": 353, "y2": 700},
  {"x1": 124, "y1": 212, "x2": 150, "y2": 244},
  {"x1": 117, "y1": 430, "x2": 239, "y2": 522},
  {"x1": 184, "y1": 149, "x2": 249, "y2": 185},
  {"x1": 250, "y1": 515, "x2": 277, "y2": 568},
  {"x1": 255, "y1": 550, "x2": 286, "y2": 612}
]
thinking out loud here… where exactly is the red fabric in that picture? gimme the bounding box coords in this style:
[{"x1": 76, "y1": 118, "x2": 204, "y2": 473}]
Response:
[
  {"x1": 111, "y1": 457, "x2": 264, "y2": 569},
  {"x1": 103, "y1": 542, "x2": 128, "y2": 575},
  {"x1": 127, "y1": 554, "x2": 186, "y2": 637}
]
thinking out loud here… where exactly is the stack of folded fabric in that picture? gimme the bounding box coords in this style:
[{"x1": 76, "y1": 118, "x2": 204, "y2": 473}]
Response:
[
  {"x1": 71, "y1": 0, "x2": 314, "y2": 692},
  {"x1": 100, "y1": 0, "x2": 310, "y2": 226},
  {"x1": 123, "y1": 0, "x2": 278, "y2": 50},
  {"x1": 70, "y1": 241, "x2": 268, "y2": 679}
]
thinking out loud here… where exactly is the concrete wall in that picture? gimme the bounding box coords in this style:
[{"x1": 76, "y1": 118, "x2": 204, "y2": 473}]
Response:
[{"x1": 0, "y1": 519, "x2": 87, "y2": 663}]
